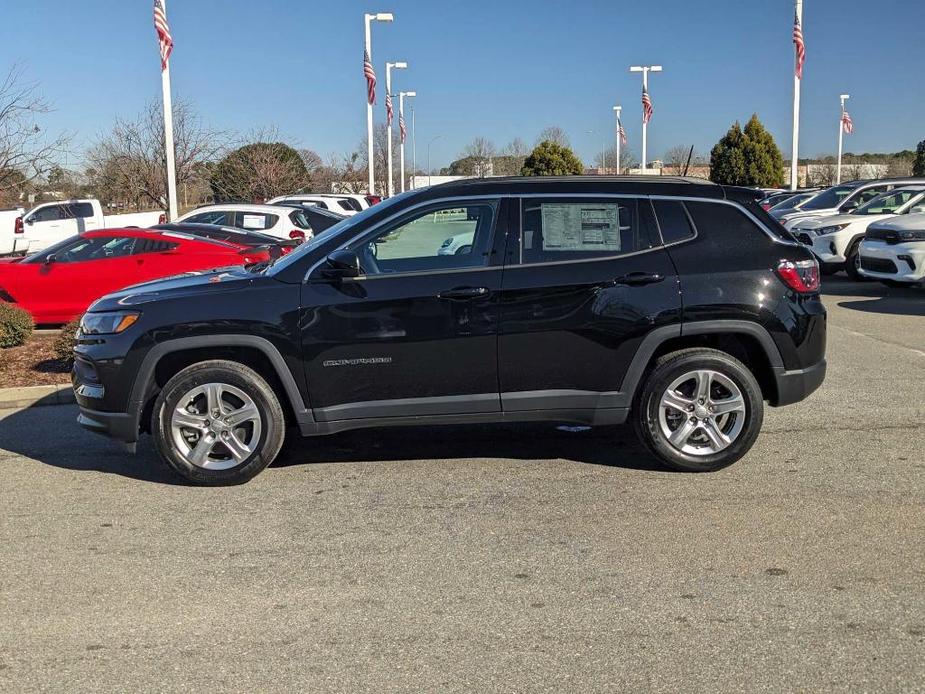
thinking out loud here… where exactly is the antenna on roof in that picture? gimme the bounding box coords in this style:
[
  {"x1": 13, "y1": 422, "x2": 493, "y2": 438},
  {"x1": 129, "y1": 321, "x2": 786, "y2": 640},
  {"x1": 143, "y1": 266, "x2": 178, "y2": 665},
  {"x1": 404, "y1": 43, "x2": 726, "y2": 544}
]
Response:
[{"x1": 682, "y1": 145, "x2": 694, "y2": 177}]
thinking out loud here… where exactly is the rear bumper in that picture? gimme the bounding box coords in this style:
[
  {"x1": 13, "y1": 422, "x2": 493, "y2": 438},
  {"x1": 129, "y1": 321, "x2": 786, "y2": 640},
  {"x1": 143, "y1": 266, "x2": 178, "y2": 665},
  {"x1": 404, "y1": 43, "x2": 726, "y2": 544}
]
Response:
[{"x1": 771, "y1": 359, "x2": 826, "y2": 407}]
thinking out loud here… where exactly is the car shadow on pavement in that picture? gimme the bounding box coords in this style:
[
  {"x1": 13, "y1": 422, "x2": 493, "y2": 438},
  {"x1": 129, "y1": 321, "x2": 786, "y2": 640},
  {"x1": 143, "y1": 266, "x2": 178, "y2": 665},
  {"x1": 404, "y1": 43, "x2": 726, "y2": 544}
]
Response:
[
  {"x1": 0, "y1": 403, "x2": 668, "y2": 486},
  {"x1": 821, "y1": 277, "x2": 924, "y2": 316},
  {"x1": 273, "y1": 422, "x2": 669, "y2": 474}
]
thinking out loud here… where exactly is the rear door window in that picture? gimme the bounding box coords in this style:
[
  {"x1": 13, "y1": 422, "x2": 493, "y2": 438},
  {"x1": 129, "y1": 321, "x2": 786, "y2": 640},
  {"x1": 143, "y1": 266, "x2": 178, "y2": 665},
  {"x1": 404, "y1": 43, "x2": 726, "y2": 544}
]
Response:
[
  {"x1": 651, "y1": 200, "x2": 696, "y2": 244},
  {"x1": 518, "y1": 198, "x2": 660, "y2": 264}
]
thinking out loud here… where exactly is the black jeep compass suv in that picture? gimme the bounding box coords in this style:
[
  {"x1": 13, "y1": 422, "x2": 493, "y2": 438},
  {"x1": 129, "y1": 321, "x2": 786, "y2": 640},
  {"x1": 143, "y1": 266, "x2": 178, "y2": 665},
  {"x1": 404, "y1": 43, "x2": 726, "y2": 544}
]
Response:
[{"x1": 73, "y1": 177, "x2": 826, "y2": 485}]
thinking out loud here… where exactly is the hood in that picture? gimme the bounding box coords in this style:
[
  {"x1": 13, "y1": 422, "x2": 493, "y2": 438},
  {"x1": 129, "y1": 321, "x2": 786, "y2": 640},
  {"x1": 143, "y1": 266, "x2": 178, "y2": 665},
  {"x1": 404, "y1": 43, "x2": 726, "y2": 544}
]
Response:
[
  {"x1": 869, "y1": 212, "x2": 925, "y2": 232},
  {"x1": 792, "y1": 213, "x2": 864, "y2": 230},
  {"x1": 781, "y1": 208, "x2": 837, "y2": 223},
  {"x1": 87, "y1": 266, "x2": 255, "y2": 312}
]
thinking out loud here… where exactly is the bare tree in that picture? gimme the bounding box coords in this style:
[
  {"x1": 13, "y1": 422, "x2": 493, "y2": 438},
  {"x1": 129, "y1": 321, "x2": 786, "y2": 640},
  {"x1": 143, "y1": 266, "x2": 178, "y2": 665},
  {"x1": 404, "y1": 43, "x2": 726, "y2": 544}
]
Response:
[
  {"x1": 502, "y1": 137, "x2": 529, "y2": 157},
  {"x1": 86, "y1": 99, "x2": 224, "y2": 210},
  {"x1": 462, "y1": 137, "x2": 496, "y2": 177},
  {"x1": 0, "y1": 66, "x2": 70, "y2": 206},
  {"x1": 536, "y1": 126, "x2": 570, "y2": 148},
  {"x1": 663, "y1": 145, "x2": 705, "y2": 175},
  {"x1": 594, "y1": 145, "x2": 639, "y2": 171}
]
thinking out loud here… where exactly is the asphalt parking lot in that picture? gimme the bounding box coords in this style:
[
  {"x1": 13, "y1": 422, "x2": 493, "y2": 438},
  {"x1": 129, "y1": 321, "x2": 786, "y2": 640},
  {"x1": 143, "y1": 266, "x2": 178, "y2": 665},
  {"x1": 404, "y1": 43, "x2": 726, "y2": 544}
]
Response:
[{"x1": 0, "y1": 277, "x2": 922, "y2": 693}]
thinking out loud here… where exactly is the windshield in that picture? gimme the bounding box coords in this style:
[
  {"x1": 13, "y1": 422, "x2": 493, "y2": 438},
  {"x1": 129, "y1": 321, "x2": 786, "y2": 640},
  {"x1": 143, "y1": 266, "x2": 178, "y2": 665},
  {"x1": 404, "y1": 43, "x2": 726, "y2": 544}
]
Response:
[
  {"x1": 853, "y1": 189, "x2": 923, "y2": 216},
  {"x1": 770, "y1": 192, "x2": 814, "y2": 213},
  {"x1": 801, "y1": 185, "x2": 858, "y2": 211},
  {"x1": 267, "y1": 190, "x2": 417, "y2": 275}
]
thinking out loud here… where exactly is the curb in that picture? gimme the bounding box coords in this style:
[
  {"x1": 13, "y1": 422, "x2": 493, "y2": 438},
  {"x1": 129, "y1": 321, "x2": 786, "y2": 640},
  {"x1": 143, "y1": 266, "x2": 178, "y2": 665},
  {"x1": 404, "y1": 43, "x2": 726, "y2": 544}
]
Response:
[{"x1": 0, "y1": 384, "x2": 75, "y2": 410}]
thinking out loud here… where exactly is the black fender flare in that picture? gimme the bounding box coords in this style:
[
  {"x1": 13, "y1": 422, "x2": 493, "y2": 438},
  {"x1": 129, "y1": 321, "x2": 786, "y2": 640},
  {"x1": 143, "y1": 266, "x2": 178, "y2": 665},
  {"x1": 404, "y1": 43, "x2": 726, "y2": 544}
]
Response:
[
  {"x1": 618, "y1": 320, "x2": 785, "y2": 401},
  {"x1": 127, "y1": 335, "x2": 313, "y2": 433}
]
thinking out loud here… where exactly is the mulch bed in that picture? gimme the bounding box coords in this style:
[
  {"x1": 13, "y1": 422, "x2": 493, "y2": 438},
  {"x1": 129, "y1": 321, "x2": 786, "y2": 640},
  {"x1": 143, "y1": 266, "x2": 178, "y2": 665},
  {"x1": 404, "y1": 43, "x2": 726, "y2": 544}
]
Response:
[{"x1": 0, "y1": 333, "x2": 71, "y2": 388}]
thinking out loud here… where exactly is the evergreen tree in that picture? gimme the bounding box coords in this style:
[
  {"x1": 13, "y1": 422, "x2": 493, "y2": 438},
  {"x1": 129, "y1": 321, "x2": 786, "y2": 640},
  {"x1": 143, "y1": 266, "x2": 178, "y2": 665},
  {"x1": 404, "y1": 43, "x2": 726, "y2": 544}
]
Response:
[
  {"x1": 709, "y1": 115, "x2": 784, "y2": 187},
  {"x1": 913, "y1": 140, "x2": 925, "y2": 177},
  {"x1": 520, "y1": 140, "x2": 584, "y2": 176}
]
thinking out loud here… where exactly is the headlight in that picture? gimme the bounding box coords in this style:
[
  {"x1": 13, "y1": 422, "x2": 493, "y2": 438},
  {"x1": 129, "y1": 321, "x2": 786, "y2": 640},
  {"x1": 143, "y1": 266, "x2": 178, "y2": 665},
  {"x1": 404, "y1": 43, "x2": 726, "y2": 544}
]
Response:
[
  {"x1": 898, "y1": 230, "x2": 925, "y2": 242},
  {"x1": 816, "y1": 223, "x2": 850, "y2": 235},
  {"x1": 79, "y1": 311, "x2": 140, "y2": 335}
]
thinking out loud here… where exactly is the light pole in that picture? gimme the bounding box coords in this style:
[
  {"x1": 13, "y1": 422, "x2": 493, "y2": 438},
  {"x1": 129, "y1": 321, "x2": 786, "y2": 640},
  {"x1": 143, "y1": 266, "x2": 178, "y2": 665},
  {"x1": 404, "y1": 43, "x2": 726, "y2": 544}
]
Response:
[
  {"x1": 364, "y1": 12, "x2": 393, "y2": 196},
  {"x1": 629, "y1": 65, "x2": 662, "y2": 172},
  {"x1": 613, "y1": 105, "x2": 622, "y2": 175},
  {"x1": 427, "y1": 135, "x2": 442, "y2": 187},
  {"x1": 586, "y1": 130, "x2": 605, "y2": 173},
  {"x1": 410, "y1": 102, "x2": 417, "y2": 190},
  {"x1": 385, "y1": 61, "x2": 407, "y2": 198},
  {"x1": 399, "y1": 91, "x2": 416, "y2": 193},
  {"x1": 836, "y1": 94, "x2": 850, "y2": 185}
]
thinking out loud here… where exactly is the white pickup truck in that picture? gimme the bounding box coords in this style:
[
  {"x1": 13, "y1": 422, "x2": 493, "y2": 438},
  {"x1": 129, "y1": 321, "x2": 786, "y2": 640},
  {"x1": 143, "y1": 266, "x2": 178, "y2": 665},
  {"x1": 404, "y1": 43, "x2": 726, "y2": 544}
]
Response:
[
  {"x1": 0, "y1": 207, "x2": 27, "y2": 255},
  {"x1": 1, "y1": 199, "x2": 164, "y2": 256}
]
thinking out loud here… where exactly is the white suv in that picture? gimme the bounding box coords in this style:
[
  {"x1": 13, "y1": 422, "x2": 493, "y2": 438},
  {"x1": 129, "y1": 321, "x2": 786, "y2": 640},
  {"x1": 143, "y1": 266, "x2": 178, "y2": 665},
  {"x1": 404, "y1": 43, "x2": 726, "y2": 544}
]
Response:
[
  {"x1": 790, "y1": 186, "x2": 925, "y2": 279},
  {"x1": 266, "y1": 195, "x2": 358, "y2": 216},
  {"x1": 859, "y1": 213, "x2": 925, "y2": 288},
  {"x1": 779, "y1": 178, "x2": 925, "y2": 231},
  {"x1": 177, "y1": 204, "x2": 316, "y2": 241}
]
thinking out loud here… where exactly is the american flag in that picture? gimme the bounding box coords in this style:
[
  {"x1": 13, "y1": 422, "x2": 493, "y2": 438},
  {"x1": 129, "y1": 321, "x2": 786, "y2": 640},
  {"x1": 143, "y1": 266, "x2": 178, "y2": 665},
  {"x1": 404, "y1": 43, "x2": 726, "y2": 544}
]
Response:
[
  {"x1": 841, "y1": 109, "x2": 853, "y2": 134},
  {"x1": 385, "y1": 92, "x2": 393, "y2": 126},
  {"x1": 793, "y1": 11, "x2": 806, "y2": 79},
  {"x1": 641, "y1": 86, "x2": 653, "y2": 125},
  {"x1": 363, "y1": 50, "x2": 377, "y2": 105},
  {"x1": 153, "y1": 0, "x2": 173, "y2": 70},
  {"x1": 399, "y1": 110, "x2": 407, "y2": 144},
  {"x1": 617, "y1": 118, "x2": 627, "y2": 145}
]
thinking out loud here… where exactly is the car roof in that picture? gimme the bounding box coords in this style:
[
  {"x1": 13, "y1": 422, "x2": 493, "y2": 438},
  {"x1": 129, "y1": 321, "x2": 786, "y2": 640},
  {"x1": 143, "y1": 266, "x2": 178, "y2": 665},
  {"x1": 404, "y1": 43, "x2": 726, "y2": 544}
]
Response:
[
  {"x1": 186, "y1": 203, "x2": 293, "y2": 214},
  {"x1": 417, "y1": 175, "x2": 748, "y2": 200}
]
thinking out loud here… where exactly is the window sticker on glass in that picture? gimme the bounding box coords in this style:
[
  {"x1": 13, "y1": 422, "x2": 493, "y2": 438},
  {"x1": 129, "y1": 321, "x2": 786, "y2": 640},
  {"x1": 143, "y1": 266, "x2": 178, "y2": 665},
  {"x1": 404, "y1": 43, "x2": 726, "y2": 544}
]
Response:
[
  {"x1": 241, "y1": 214, "x2": 265, "y2": 229},
  {"x1": 541, "y1": 204, "x2": 620, "y2": 252}
]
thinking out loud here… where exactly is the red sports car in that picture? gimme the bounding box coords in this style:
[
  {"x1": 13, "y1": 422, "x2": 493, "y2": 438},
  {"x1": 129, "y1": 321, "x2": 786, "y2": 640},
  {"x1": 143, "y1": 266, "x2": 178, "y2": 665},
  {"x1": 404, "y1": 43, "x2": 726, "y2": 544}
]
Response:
[{"x1": 0, "y1": 228, "x2": 272, "y2": 324}]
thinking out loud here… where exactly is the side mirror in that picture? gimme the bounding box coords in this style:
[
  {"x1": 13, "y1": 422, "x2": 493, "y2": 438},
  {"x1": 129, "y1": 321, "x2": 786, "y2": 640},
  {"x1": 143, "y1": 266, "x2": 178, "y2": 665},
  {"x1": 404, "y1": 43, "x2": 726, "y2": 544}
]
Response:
[
  {"x1": 25, "y1": 217, "x2": 34, "y2": 225},
  {"x1": 44, "y1": 253, "x2": 57, "y2": 265},
  {"x1": 841, "y1": 200, "x2": 858, "y2": 212},
  {"x1": 321, "y1": 249, "x2": 361, "y2": 279}
]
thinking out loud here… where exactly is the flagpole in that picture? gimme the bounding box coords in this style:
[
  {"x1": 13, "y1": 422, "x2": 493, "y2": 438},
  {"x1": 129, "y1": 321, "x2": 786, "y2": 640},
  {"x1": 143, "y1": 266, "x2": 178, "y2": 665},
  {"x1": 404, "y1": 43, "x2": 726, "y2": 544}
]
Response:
[
  {"x1": 364, "y1": 16, "x2": 375, "y2": 196},
  {"x1": 386, "y1": 64, "x2": 393, "y2": 198},
  {"x1": 790, "y1": 0, "x2": 803, "y2": 191},
  {"x1": 411, "y1": 103, "x2": 416, "y2": 190},
  {"x1": 399, "y1": 93, "x2": 405, "y2": 193},
  {"x1": 641, "y1": 68, "x2": 648, "y2": 171},
  {"x1": 836, "y1": 93, "x2": 849, "y2": 185},
  {"x1": 613, "y1": 105, "x2": 622, "y2": 175},
  {"x1": 159, "y1": 0, "x2": 178, "y2": 220}
]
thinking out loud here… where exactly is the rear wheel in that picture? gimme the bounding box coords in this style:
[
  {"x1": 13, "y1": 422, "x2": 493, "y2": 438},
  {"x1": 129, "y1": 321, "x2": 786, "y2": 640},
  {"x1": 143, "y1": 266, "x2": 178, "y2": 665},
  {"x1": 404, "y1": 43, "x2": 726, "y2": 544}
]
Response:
[
  {"x1": 152, "y1": 360, "x2": 286, "y2": 485},
  {"x1": 633, "y1": 348, "x2": 764, "y2": 472}
]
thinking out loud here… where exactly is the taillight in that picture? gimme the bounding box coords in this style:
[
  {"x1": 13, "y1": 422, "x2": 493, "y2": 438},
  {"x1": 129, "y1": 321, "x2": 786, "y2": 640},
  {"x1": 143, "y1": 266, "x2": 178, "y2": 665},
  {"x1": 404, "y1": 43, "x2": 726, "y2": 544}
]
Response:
[
  {"x1": 14, "y1": 216, "x2": 23, "y2": 234},
  {"x1": 281, "y1": 246, "x2": 293, "y2": 255},
  {"x1": 289, "y1": 229, "x2": 305, "y2": 242},
  {"x1": 761, "y1": 203, "x2": 771, "y2": 211},
  {"x1": 775, "y1": 258, "x2": 820, "y2": 293},
  {"x1": 158, "y1": 213, "x2": 167, "y2": 224},
  {"x1": 366, "y1": 194, "x2": 382, "y2": 206}
]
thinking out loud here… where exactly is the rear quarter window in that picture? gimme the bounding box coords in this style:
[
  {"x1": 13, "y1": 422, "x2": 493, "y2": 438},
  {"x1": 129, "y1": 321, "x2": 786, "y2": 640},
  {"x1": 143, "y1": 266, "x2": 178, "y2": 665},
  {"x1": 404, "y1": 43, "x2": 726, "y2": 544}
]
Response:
[
  {"x1": 652, "y1": 200, "x2": 696, "y2": 244},
  {"x1": 686, "y1": 200, "x2": 793, "y2": 243}
]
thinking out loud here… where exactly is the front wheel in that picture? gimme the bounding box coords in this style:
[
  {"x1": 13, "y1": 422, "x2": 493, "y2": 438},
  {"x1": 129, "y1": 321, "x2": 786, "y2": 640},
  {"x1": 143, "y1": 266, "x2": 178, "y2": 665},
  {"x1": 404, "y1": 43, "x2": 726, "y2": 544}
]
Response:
[
  {"x1": 152, "y1": 360, "x2": 286, "y2": 485},
  {"x1": 633, "y1": 348, "x2": 764, "y2": 472},
  {"x1": 844, "y1": 240, "x2": 865, "y2": 281}
]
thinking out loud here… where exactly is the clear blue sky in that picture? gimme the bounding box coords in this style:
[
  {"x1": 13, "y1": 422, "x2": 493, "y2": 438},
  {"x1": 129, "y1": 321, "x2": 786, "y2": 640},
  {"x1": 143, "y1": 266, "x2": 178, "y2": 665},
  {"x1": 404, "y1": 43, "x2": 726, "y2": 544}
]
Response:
[{"x1": 1, "y1": 0, "x2": 923, "y2": 170}]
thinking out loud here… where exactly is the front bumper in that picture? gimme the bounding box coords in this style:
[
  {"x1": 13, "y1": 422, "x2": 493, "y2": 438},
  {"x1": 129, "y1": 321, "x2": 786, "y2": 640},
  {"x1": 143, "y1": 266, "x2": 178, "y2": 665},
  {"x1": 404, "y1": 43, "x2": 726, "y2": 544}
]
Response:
[
  {"x1": 771, "y1": 359, "x2": 826, "y2": 407},
  {"x1": 793, "y1": 231, "x2": 846, "y2": 264},
  {"x1": 77, "y1": 407, "x2": 138, "y2": 447},
  {"x1": 858, "y1": 241, "x2": 924, "y2": 283}
]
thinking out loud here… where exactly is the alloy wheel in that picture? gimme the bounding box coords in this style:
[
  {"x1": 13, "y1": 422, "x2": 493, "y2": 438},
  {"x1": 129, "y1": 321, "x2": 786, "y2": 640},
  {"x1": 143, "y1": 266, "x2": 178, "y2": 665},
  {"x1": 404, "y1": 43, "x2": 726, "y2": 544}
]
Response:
[
  {"x1": 657, "y1": 369, "x2": 746, "y2": 456},
  {"x1": 169, "y1": 383, "x2": 262, "y2": 470}
]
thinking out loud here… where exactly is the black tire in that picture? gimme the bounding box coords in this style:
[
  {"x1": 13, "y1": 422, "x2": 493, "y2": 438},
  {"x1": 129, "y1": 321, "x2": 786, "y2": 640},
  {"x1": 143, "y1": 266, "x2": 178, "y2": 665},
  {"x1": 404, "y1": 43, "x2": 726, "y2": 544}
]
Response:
[
  {"x1": 152, "y1": 360, "x2": 286, "y2": 485},
  {"x1": 633, "y1": 348, "x2": 764, "y2": 472},
  {"x1": 844, "y1": 239, "x2": 864, "y2": 281}
]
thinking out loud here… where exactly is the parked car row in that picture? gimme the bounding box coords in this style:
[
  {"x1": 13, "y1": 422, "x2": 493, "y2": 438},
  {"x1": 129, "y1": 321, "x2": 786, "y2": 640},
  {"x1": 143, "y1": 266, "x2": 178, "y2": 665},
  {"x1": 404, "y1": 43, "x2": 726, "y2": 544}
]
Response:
[{"x1": 759, "y1": 178, "x2": 925, "y2": 288}]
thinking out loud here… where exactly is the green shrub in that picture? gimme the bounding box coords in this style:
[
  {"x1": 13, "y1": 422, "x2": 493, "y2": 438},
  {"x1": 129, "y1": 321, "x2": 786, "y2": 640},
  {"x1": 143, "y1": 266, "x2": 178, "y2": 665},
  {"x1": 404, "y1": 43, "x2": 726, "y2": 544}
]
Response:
[
  {"x1": 53, "y1": 318, "x2": 82, "y2": 363},
  {"x1": 0, "y1": 303, "x2": 34, "y2": 348}
]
